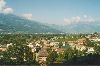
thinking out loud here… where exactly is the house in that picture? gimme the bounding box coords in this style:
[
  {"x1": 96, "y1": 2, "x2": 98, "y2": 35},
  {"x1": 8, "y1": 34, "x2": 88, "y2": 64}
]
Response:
[
  {"x1": 89, "y1": 37, "x2": 100, "y2": 42},
  {"x1": 86, "y1": 35, "x2": 91, "y2": 38},
  {"x1": 86, "y1": 47, "x2": 94, "y2": 54},
  {"x1": 27, "y1": 43, "x2": 34, "y2": 48},
  {"x1": 31, "y1": 48, "x2": 36, "y2": 53},
  {"x1": 77, "y1": 38, "x2": 86, "y2": 45},
  {"x1": 36, "y1": 43, "x2": 41, "y2": 47},
  {"x1": 7, "y1": 43, "x2": 13, "y2": 48},
  {"x1": 0, "y1": 48, "x2": 6, "y2": 52},
  {"x1": 10, "y1": 57, "x2": 17, "y2": 60},
  {"x1": 0, "y1": 45, "x2": 7, "y2": 52},
  {"x1": 38, "y1": 48, "x2": 48, "y2": 64},
  {"x1": 55, "y1": 48, "x2": 65, "y2": 54},
  {"x1": 49, "y1": 42, "x2": 59, "y2": 48},
  {"x1": 88, "y1": 34, "x2": 100, "y2": 42},
  {"x1": 75, "y1": 45, "x2": 86, "y2": 51},
  {"x1": 68, "y1": 42, "x2": 76, "y2": 49}
]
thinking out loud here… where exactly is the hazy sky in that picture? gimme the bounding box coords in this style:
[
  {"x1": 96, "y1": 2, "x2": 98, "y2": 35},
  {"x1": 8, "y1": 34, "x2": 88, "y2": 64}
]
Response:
[{"x1": 2, "y1": 0, "x2": 100, "y2": 25}]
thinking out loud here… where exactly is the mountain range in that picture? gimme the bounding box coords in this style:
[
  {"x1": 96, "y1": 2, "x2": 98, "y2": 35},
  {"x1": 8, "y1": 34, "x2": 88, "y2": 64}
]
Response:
[
  {"x1": 0, "y1": 13, "x2": 100, "y2": 34},
  {"x1": 48, "y1": 22, "x2": 100, "y2": 33},
  {"x1": 0, "y1": 13, "x2": 61, "y2": 34}
]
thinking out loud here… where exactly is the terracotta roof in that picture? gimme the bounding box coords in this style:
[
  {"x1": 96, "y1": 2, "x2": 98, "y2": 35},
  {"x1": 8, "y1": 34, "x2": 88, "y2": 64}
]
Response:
[
  {"x1": 38, "y1": 48, "x2": 48, "y2": 57},
  {"x1": 56, "y1": 48, "x2": 65, "y2": 53}
]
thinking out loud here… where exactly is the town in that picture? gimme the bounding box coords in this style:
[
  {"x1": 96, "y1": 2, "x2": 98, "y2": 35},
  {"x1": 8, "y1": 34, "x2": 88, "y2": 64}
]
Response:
[{"x1": 0, "y1": 32, "x2": 100, "y2": 66}]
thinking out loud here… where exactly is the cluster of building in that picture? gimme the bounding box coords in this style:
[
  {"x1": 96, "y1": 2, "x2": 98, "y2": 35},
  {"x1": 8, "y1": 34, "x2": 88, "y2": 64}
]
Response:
[{"x1": 0, "y1": 33, "x2": 100, "y2": 64}]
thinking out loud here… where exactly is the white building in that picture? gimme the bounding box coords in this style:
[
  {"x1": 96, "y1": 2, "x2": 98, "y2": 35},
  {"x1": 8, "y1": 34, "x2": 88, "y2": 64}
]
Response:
[
  {"x1": 86, "y1": 47, "x2": 94, "y2": 54},
  {"x1": 90, "y1": 38, "x2": 100, "y2": 42},
  {"x1": 7, "y1": 43, "x2": 13, "y2": 48},
  {"x1": 27, "y1": 43, "x2": 34, "y2": 48}
]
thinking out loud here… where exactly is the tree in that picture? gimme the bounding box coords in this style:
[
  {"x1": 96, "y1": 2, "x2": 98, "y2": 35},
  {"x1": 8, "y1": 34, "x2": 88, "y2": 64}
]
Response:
[
  {"x1": 58, "y1": 42, "x2": 63, "y2": 48},
  {"x1": 56, "y1": 53, "x2": 65, "y2": 63},
  {"x1": 47, "y1": 50, "x2": 58, "y2": 64},
  {"x1": 85, "y1": 38, "x2": 94, "y2": 47},
  {"x1": 94, "y1": 32, "x2": 98, "y2": 35},
  {"x1": 2, "y1": 43, "x2": 34, "y2": 65},
  {"x1": 64, "y1": 48, "x2": 77, "y2": 61},
  {"x1": 94, "y1": 46, "x2": 100, "y2": 54}
]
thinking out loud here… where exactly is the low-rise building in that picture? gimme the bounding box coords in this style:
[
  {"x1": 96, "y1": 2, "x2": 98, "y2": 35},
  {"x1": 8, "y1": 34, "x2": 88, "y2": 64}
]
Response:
[
  {"x1": 55, "y1": 48, "x2": 65, "y2": 54},
  {"x1": 86, "y1": 47, "x2": 94, "y2": 54},
  {"x1": 7, "y1": 43, "x2": 13, "y2": 48},
  {"x1": 0, "y1": 47, "x2": 6, "y2": 52},
  {"x1": 89, "y1": 37, "x2": 100, "y2": 42},
  {"x1": 75, "y1": 45, "x2": 86, "y2": 51},
  {"x1": 38, "y1": 48, "x2": 48, "y2": 64},
  {"x1": 77, "y1": 38, "x2": 86, "y2": 45}
]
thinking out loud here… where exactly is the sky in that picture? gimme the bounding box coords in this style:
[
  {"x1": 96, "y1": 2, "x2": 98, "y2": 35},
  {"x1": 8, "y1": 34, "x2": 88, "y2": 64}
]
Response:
[{"x1": 0, "y1": 0, "x2": 100, "y2": 25}]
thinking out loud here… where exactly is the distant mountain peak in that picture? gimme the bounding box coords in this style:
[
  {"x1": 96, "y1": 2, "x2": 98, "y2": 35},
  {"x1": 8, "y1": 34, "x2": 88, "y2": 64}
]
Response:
[{"x1": 0, "y1": 13, "x2": 61, "y2": 34}]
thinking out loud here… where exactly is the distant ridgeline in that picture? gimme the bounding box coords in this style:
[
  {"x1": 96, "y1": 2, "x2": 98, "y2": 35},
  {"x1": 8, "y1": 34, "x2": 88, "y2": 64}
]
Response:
[
  {"x1": 0, "y1": 13, "x2": 62, "y2": 34},
  {"x1": 0, "y1": 13, "x2": 100, "y2": 34}
]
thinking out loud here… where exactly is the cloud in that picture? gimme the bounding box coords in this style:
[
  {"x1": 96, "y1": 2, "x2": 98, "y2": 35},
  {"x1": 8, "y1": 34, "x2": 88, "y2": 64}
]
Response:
[
  {"x1": 64, "y1": 15, "x2": 95, "y2": 25},
  {"x1": 22, "y1": 14, "x2": 33, "y2": 20},
  {"x1": 0, "y1": 0, "x2": 13, "y2": 14},
  {"x1": 72, "y1": 16, "x2": 80, "y2": 22},
  {"x1": 64, "y1": 16, "x2": 81, "y2": 24},
  {"x1": 3, "y1": 7, "x2": 13, "y2": 14},
  {"x1": 0, "y1": 0, "x2": 6, "y2": 11},
  {"x1": 64, "y1": 18, "x2": 71, "y2": 24},
  {"x1": 83, "y1": 15, "x2": 95, "y2": 22}
]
